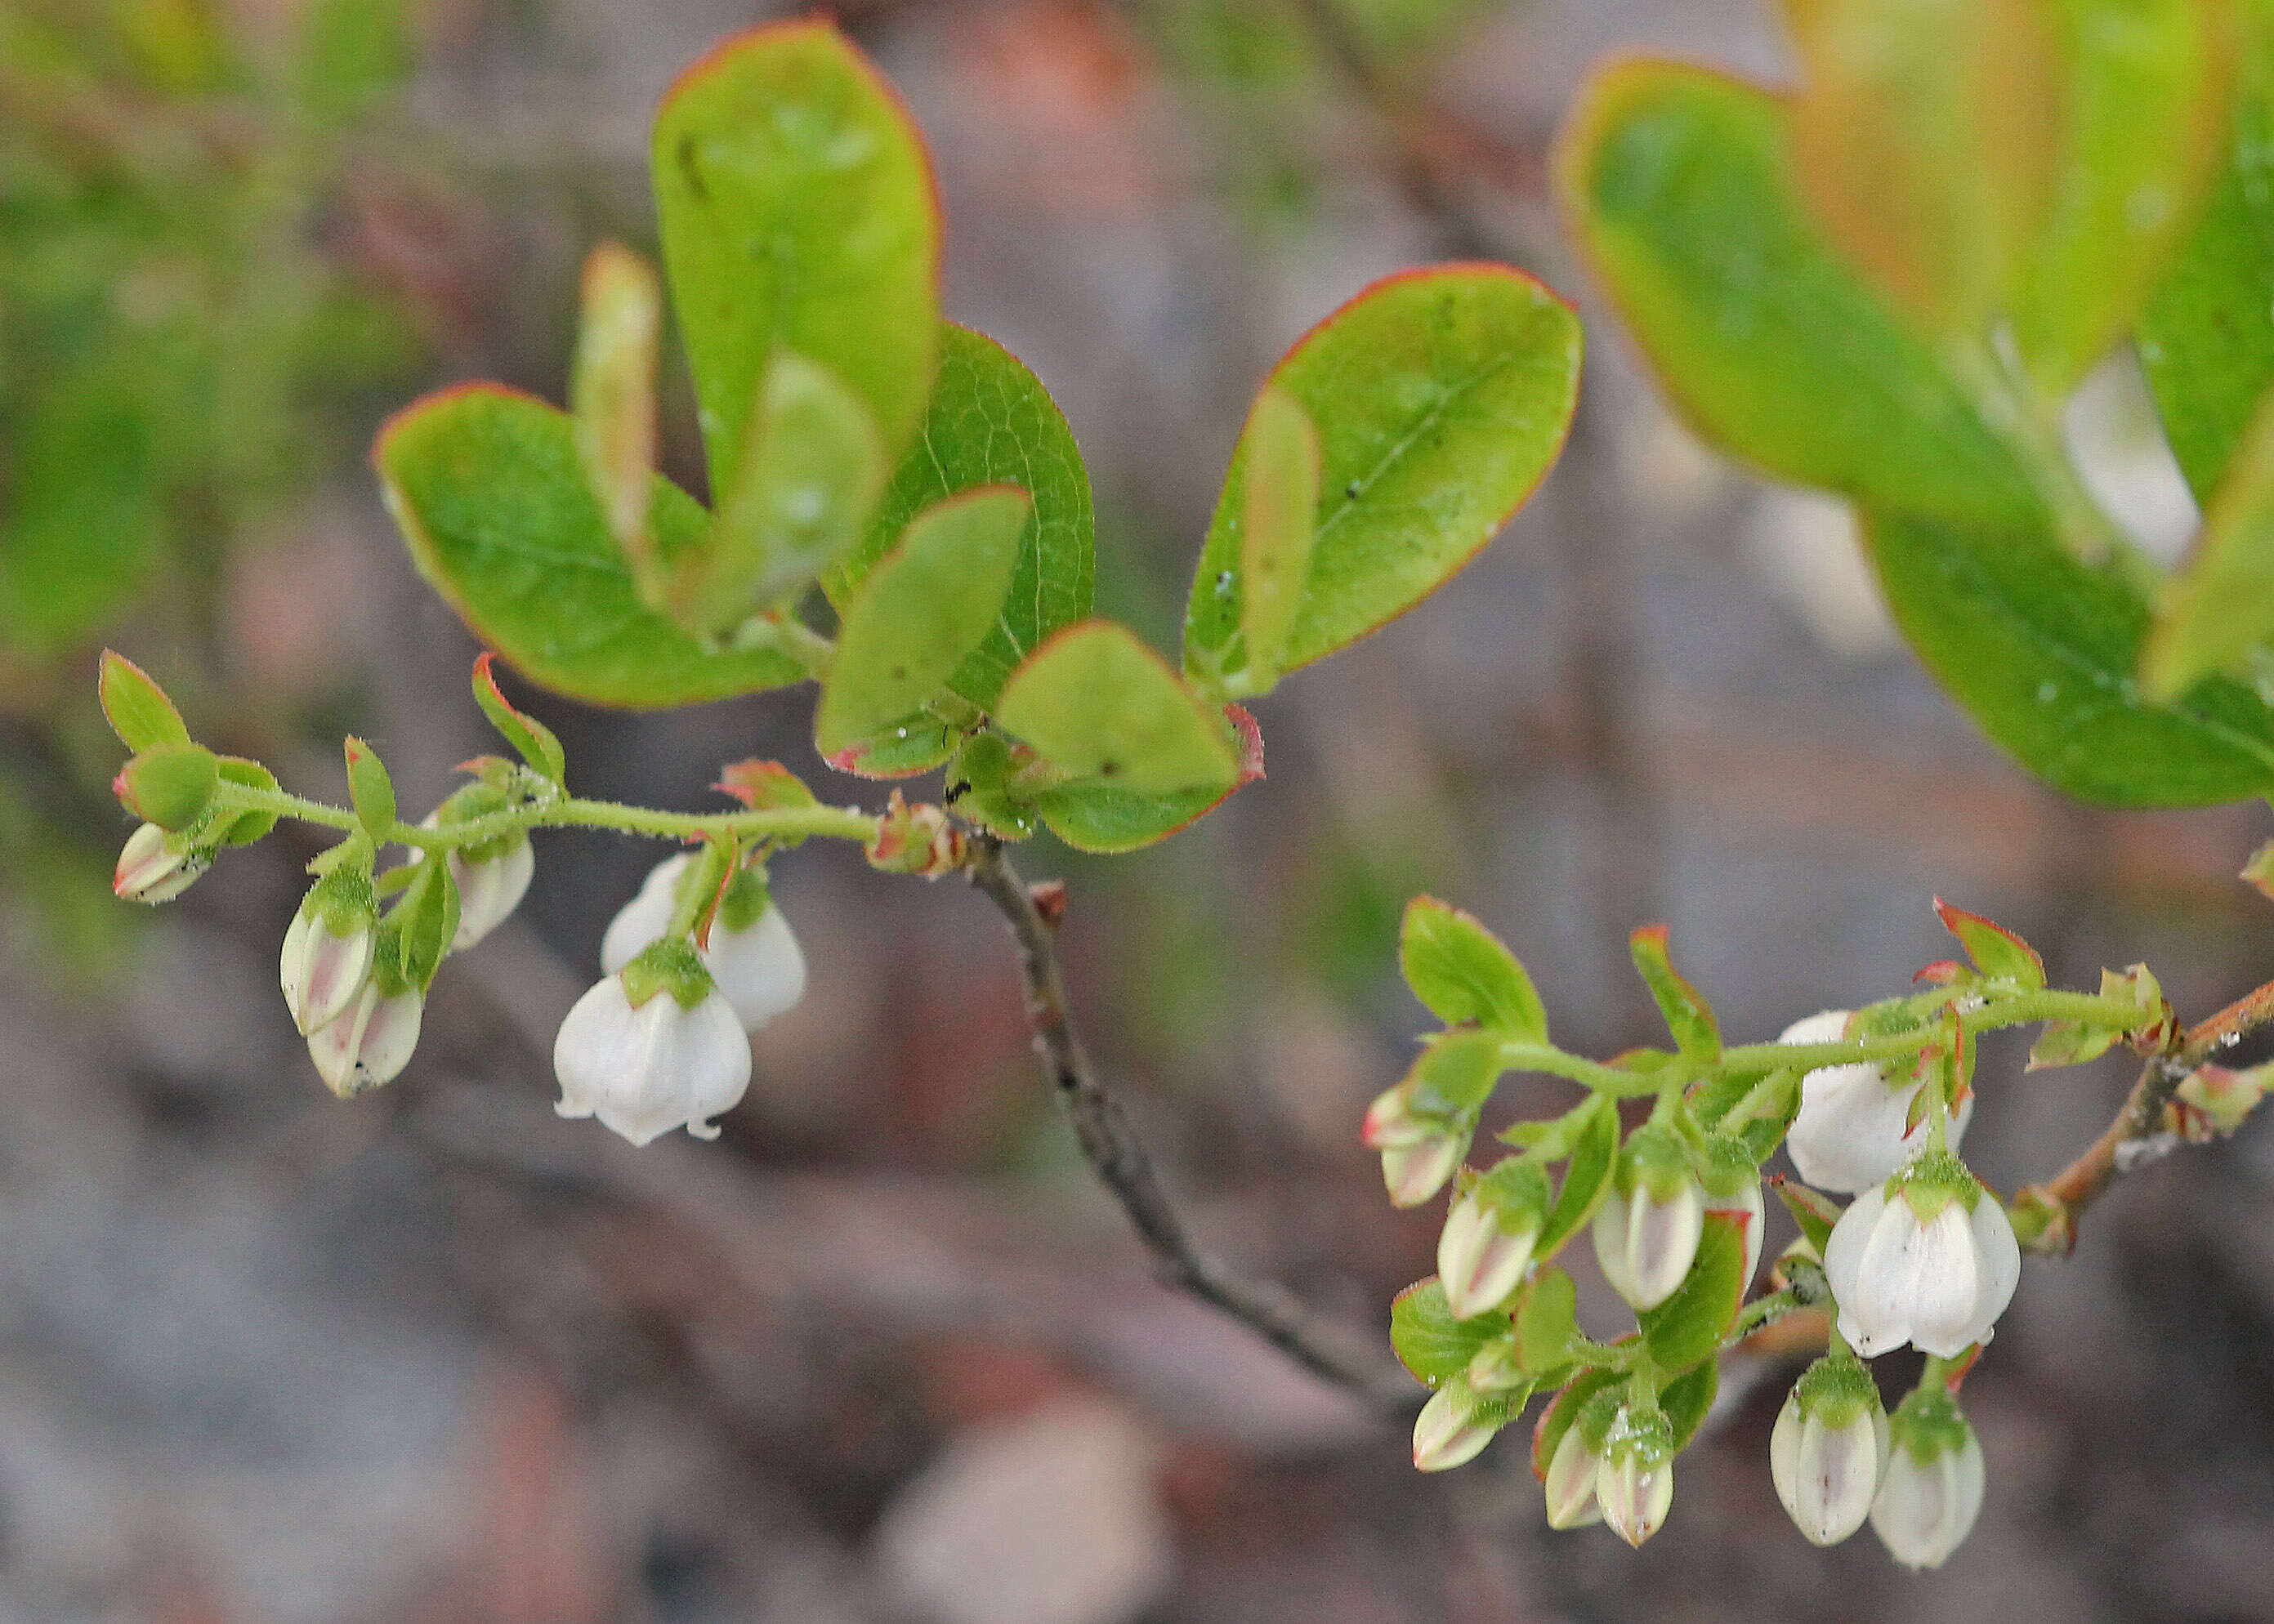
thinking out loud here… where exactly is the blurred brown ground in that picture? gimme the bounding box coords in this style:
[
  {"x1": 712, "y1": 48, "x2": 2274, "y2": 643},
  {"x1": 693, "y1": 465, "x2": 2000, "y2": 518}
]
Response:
[{"x1": 4, "y1": 1, "x2": 2273, "y2": 1621}]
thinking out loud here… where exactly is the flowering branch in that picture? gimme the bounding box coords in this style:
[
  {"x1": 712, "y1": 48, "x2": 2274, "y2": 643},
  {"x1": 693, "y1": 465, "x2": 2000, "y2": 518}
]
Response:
[{"x1": 963, "y1": 834, "x2": 1417, "y2": 1417}]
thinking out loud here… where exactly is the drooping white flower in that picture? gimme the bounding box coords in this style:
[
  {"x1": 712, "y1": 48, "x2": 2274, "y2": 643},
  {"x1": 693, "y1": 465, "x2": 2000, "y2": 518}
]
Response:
[
  {"x1": 280, "y1": 876, "x2": 377, "y2": 1037},
  {"x1": 114, "y1": 822, "x2": 208, "y2": 903},
  {"x1": 1593, "y1": 1123, "x2": 1704, "y2": 1311},
  {"x1": 1770, "y1": 1354, "x2": 1890, "y2": 1546},
  {"x1": 1596, "y1": 1406, "x2": 1677, "y2": 1548},
  {"x1": 1779, "y1": 1009, "x2": 1973, "y2": 1194},
  {"x1": 1824, "y1": 1152, "x2": 2021, "y2": 1358},
  {"x1": 553, "y1": 944, "x2": 751, "y2": 1146},
  {"x1": 1411, "y1": 1376, "x2": 1503, "y2": 1472},
  {"x1": 601, "y1": 853, "x2": 806, "y2": 1031},
  {"x1": 307, "y1": 981, "x2": 424, "y2": 1097},
  {"x1": 1437, "y1": 1159, "x2": 1549, "y2": 1319},
  {"x1": 1870, "y1": 1386, "x2": 1986, "y2": 1568},
  {"x1": 1361, "y1": 1084, "x2": 1468, "y2": 1208}
]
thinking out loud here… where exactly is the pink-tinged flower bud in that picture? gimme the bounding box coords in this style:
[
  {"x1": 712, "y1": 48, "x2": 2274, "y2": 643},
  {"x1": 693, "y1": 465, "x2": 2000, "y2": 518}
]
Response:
[
  {"x1": 1543, "y1": 1421, "x2": 1606, "y2": 1529},
  {"x1": 1770, "y1": 1354, "x2": 1889, "y2": 1546},
  {"x1": 553, "y1": 953, "x2": 751, "y2": 1146},
  {"x1": 307, "y1": 982, "x2": 424, "y2": 1098},
  {"x1": 1592, "y1": 1124, "x2": 1704, "y2": 1310},
  {"x1": 114, "y1": 822, "x2": 208, "y2": 903},
  {"x1": 601, "y1": 854, "x2": 807, "y2": 1032},
  {"x1": 1437, "y1": 1159, "x2": 1549, "y2": 1318},
  {"x1": 1412, "y1": 1377, "x2": 1503, "y2": 1473},
  {"x1": 1596, "y1": 1407, "x2": 1676, "y2": 1548},
  {"x1": 1870, "y1": 1386, "x2": 1985, "y2": 1569},
  {"x1": 280, "y1": 875, "x2": 377, "y2": 1037},
  {"x1": 1361, "y1": 1082, "x2": 1468, "y2": 1208},
  {"x1": 1824, "y1": 1152, "x2": 2020, "y2": 1358},
  {"x1": 1779, "y1": 1010, "x2": 1973, "y2": 1194},
  {"x1": 1700, "y1": 1135, "x2": 1766, "y2": 1287},
  {"x1": 449, "y1": 835, "x2": 534, "y2": 949}
]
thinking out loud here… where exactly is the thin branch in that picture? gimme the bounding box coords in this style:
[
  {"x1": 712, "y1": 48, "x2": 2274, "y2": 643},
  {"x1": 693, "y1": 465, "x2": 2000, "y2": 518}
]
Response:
[{"x1": 963, "y1": 835, "x2": 1418, "y2": 1417}]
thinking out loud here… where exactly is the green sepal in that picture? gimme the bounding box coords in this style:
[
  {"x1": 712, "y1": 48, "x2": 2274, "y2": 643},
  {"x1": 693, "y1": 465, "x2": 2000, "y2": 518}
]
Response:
[
  {"x1": 622, "y1": 935, "x2": 715, "y2": 1011},
  {"x1": 1400, "y1": 896, "x2": 1548, "y2": 1041}
]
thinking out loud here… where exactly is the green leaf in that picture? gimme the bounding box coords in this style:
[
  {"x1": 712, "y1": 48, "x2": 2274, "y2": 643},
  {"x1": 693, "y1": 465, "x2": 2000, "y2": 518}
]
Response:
[
  {"x1": 570, "y1": 242, "x2": 662, "y2": 574},
  {"x1": 651, "y1": 20, "x2": 940, "y2": 496},
  {"x1": 1400, "y1": 1027, "x2": 1510, "y2": 1118},
  {"x1": 1772, "y1": 1176, "x2": 1845, "y2": 1255},
  {"x1": 1781, "y1": 0, "x2": 2058, "y2": 334},
  {"x1": 1530, "y1": 1366, "x2": 1625, "y2": 1479},
  {"x1": 1391, "y1": 1278, "x2": 1507, "y2": 1387},
  {"x1": 116, "y1": 742, "x2": 218, "y2": 832},
  {"x1": 1227, "y1": 386, "x2": 1320, "y2": 697},
  {"x1": 2143, "y1": 389, "x2": 2274, "y2": 698},
  {"x1": 2028, "y1": 1018, "x2": 2120, "y2": 1069},
  {"x1": 815, "y1": 487, "x2": 1031, "y2": 757},
  {"x1": 1637, "y1": 1209, "x2": 1748, "y2": 1371},
  {"x1": 825, "y1": 711, "x2": 964, "y2": 780},
  {"x1": 1933, "y1": 897, "x2": 2047, "y2": 988},
  {"x1": 98, "y1": 651, "x2": 190, "y2": 752},
  {"x1": 1557, "y1": 59, "x2": 2039, "y2": 525},
  {"x1": 1516, "y1": 1268, "x2": 1581, "y2": 1372},
  {"x1": 1862, "y1": 505, "x2": 2274, "y2": 805},
  {"x1": 392, "y1": 856, "x2": 459, "y2": 994},
  {"x1": 997, "y1": 622, "x2": 1240, "y2": 795},
  {"x1": 2139, "y1": 33, "x2": 2274, "y2": 502},
  {"x1": 832, "y1": 323, "x2": 1097, "y2": 714},
  {"x1": 1628, "y1": 924, "x2": 1721, "y2": 1062},
  {"x1": 1399, "y1": 896, "x2": 1548, "y2": 1040},
  {"x1": 471, "y1": 652, "x2": 567, "y2": 783},
  {"x1": 1536, "y1": 1094, "x2": 1619, "y2": 1258},
  {"x1": 1182, "y1": 266, "x2": 1580, "y2": 689},
  {"x1": 343, "y1": 738, "x2": 397, "y2": 842},
  {"x1": 378, "y1": 386, "x2": 805, "y2": 708},
  {"x1": 1658, "y1": 1359, "x2": 1720, "y2": 1450},
  {"x1": 213, "y1": 757, "x2": 281, "y2": 846},
  {"x1": 673, "y1": 353, "x2": 887, "y2": 632},
  {"x1": 2013, "y1": 0, "x2": 2236, "y2": 393}
]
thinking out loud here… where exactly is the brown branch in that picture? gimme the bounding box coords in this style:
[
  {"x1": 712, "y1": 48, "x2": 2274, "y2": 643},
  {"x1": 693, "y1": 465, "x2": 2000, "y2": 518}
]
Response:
[{"x1": 963, "y1": 835, "x2": 1418, "y2": 1417}]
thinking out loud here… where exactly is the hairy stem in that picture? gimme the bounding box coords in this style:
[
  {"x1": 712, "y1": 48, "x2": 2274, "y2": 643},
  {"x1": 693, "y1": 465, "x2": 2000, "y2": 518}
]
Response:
[{"x1": 963, "y1": 835, "x2": 1416, "y2": 1417}]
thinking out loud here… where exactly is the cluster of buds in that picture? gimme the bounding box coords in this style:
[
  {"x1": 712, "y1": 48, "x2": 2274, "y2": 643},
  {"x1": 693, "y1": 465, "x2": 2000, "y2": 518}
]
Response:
[
  {"x1": 1542, "y1": 1389, "x2": 1678, "y2": 1547},
  {"x1": 552, "y1": 847, "x2": 806, "y2": 1144}
]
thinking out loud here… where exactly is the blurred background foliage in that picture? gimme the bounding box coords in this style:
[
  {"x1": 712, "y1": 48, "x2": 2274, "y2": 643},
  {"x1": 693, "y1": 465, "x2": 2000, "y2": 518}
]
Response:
[{"x1": 2, "y1": 2, "x2": 2272, "y2": 1622}]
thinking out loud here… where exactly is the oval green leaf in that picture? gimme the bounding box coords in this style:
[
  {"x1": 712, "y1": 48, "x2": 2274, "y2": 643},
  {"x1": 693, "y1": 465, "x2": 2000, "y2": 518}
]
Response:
[
  {"x1": 833, "y1": 323, "x2": 1097, "y2": 713},
  {"x1": 1391, "y1": 1277, "x2": 1508, "y2": 1388},
  {"x1": 1400, "y1": 896, "x2": 1548, "y2": 1042},
  {"x1": 1864, "y1": 504, "x2": 2274, "y2": 805},
  {"x1": 1557, "y1": 58, "x2": 2039, "y2": 524},
  {"x1": 2144, "y1": 388, "x2": 2274, "y2": 698},
  {"x1": 1637, "y1": 1208, "x2": 1749, "y2": 1372},
  {"x1": 98, "y1": 650, "x2": 190, "y2": 752},
  {"x1": 377, "y1": 385, "x2": 806, "y2": 709},
  {"x1": 651, "y1": 20, "x2": 940, "y2": 496},
  {"x1": 1181, "y1": 265, "x2": 1580, "y2": 691},
  {"x1": 997, "y1": 622, "x2": 1239, "y2": 796},
  {"x1": 816, "y1": 486, "x2": 1031, "y2": 757},
  {"x1": 1231, "y1": 386, "x2": 1320, "y2": 696}
]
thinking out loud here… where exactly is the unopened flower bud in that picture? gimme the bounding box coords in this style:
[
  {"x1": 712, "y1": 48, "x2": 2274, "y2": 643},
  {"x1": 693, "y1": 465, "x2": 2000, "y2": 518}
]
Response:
[
  {"x1": 114, "y1": 822, "x2": 208, "y2": 903},
  {"x1": 1596, "y1": 1405, "x2": 1676, "y2": 1548},
  {"x1": 1770, "y1": 1354, "x2": 1889, "y2": 1546},
  {"x1": 1780, "y1": 1010, "x2": 1973, "y2": 1194},
  {"x1": 280, "y1": 868, "x2": 377, "y2": 1037},
  {"x1": 1699, "y1": 1135, "x2": 1766, "y2": 1286},
  {"x1": 1542, "y1": 1393, "x2": 1616, "y2": 1529},
  {"x1": 1870, "y1": 1385, "x2": 1985, "y2": 1569},
  {"x1": 553, "y1": 941, "x2": 751, "y2": 1146},
  {"x1": 1824, "y1": 1151, "x2": 2019, "y2": 1358},
  {"x1": 1412, "y1": 1376, "x2": 1503, "y2": 1473},
  {"x1": 602, "y1": 853, "x2": 806, "y2": 1031},
  {"x1": 307, "y1": 980, "x2": 424, "y2": 1097},
  {"x1": 1592, "y1": 1123, "x2": 1704, "y2": 1310},
  {"x1": 1361, "y1": 1083, "x2": 1468, "y2": 1208},
  {"x1": 1438, "y1": 1159, "x2": 1549, "y2": 1318},
  {"x1": 449, "y1": 835, "x2": 534, "y2": 949}
]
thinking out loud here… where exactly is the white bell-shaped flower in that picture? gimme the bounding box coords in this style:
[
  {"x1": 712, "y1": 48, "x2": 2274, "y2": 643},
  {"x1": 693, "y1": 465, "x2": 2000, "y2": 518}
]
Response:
[
  {"x1": 553, "y1": 944, "x2": 751, "y2": 1146},
  {"x1": 307, "y1": 981, "x2": 424, "y2": 1098},
  {"x1": 1779, "y1": 1009, "x2": 1974, "y2": 1193},
  {"x1": 1770, "y1": 1354, "x2": 1890, "y2": 1546},
  {"x1": 1437, "y1": 1159, "x2": 1550, "y2": 1318},
  {"x1": 1361, "y1": 1083, "x2": 1468, "y2": 1209},
  {"x1": 1824, "y1": 1152, "x2": 2021, "y2": 1358},
  {"x1": 448, "y1": 835, "x2": 534, "y2": 950},
  {"x1": 601, "y1": 853, "x2": 806, "y2": 1031},
  {"x1": 1596, "y1": 1408, "x2": 1677, "y2": 1548},
  {"x1": 1870, "y1": 1387, "x2": 1986, "y2": 1569},
  {"x1": 114, "y1": 822, "x2": 208, "y2": 903},
  {"x1": 1592, "y1": 1124, "x2": 1704, "y2": 1311},
  {"x1": 1411, "y1": 1377, "x2": 1502, "y2": 1472},
  {"x1": 280, "y1": 881, "x2": 376, "y2": 1037}
]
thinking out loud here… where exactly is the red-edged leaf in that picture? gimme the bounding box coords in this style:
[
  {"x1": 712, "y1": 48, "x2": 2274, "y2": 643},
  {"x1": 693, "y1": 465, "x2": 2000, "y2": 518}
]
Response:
[{"x1": 1933, "y1": 897, "x2": 2045, "y2": 988}]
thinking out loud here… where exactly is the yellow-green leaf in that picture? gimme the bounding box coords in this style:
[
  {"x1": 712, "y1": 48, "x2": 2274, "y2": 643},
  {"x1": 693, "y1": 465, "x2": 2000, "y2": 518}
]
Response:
[
  {"x1": 2143, "y1": 386, "x2": 2274, "y2": 697},
  {"x1": 998, "y1": 622, "x2": 1239, "y2": 796},
  {"x1": 570, "y1": 241, "x2": 662, "y2": 577},
  {"x1": 1231, "y1": 387, "x2": 1320, "y2": 697}
]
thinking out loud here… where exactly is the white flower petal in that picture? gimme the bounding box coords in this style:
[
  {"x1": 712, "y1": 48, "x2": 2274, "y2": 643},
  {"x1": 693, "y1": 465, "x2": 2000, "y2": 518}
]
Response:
[
  {"x1": 706, "y1": 903, "x2": 806, "y2": 1029},
  {"x1": 1543, "y1": 1427, "x2": 1602, "y2": 1529},
  {"x1": 450, "y1": 836, "x2": 534, "y2": 949},
  {"x1": 601, "y1": 854, "x2": 693, "y2": 975}
]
